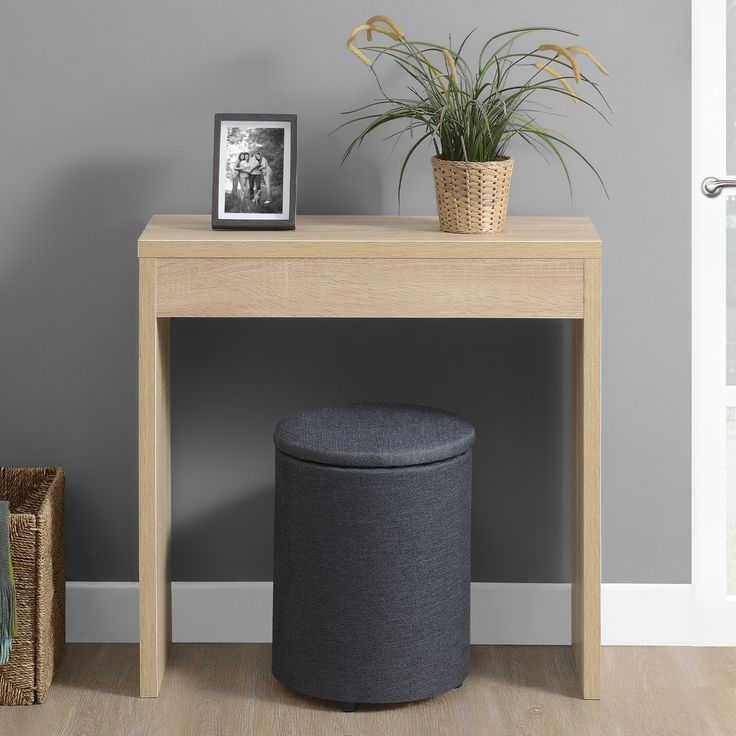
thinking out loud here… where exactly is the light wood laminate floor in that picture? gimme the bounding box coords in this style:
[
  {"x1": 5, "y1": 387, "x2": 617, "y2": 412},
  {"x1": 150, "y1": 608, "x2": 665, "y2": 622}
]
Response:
[{"x1": 2, "y1": 645, "x2": 735, "y2": 735}]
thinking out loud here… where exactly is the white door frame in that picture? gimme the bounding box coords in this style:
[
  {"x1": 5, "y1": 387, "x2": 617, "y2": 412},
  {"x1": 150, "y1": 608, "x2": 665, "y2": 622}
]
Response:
[{"x1": 692, "y1": 0, "x2": 736, "y2": 645}]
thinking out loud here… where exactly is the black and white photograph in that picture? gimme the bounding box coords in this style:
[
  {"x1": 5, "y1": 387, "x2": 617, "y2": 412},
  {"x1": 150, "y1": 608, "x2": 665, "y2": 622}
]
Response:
[{"x1": 212, "y1": 113, "x2": 296, "y2": 229}]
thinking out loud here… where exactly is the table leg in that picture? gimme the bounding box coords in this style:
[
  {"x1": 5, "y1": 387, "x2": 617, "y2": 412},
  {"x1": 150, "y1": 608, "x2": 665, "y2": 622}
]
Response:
[
  {"x1": 139, "y1": 258, "x2": 172, "y2": 697},
  {"x1": 571, "y1": 258, "x2": 601, "y2": 699}
]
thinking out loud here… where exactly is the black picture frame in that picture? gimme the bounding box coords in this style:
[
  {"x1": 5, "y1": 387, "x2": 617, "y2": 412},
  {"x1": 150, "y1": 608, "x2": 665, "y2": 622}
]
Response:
[{"x1": 212, "y1": 113, "x2": 297, "y2": 230}]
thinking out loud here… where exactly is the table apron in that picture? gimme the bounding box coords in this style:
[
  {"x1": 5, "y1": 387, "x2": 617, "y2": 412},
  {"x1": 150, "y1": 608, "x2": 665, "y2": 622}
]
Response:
[{"x1": 153, "y1": 257, "x2": 586, "y2": 319}]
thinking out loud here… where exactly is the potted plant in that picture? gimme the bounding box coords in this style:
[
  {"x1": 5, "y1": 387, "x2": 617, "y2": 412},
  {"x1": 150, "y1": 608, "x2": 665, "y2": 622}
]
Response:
[{"x1": 341, "y1": 16, "x2": 609, "y2": 233}]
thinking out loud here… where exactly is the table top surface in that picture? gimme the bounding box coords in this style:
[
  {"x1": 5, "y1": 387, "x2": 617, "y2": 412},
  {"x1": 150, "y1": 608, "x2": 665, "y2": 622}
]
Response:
[{"x1": 138, "y1": 214, "x2": 602, "y2": 259}]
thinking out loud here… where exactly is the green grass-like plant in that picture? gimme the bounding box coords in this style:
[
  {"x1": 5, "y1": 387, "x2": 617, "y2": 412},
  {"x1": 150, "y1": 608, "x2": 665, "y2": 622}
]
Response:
[{"x1": 340, "y1": 16, "x2": 610, "y2": 203}]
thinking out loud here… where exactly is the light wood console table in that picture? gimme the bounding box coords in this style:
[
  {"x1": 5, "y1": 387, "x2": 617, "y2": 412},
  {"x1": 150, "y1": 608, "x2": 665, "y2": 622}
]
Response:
[{"x1": 137, "y1": 214, "x2": 602, "y2": 699}]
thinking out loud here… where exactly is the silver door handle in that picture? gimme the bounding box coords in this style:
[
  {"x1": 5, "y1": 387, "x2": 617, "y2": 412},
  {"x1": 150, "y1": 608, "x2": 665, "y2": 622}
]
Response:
[{"x1": 702, "y1": 176, "x2": 736, "y2": 198}]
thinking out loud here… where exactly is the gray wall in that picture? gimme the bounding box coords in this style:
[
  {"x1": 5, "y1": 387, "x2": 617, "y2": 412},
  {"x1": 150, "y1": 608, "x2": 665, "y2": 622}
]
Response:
[{"x1": 0, "y1": 1, "x2": 691, "y2": 583}]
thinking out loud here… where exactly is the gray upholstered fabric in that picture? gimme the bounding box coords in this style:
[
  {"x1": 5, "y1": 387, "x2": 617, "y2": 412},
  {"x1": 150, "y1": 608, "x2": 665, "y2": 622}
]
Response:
[
  {"x1": 272, "y1": 403, "x2": 474, "y2": 706},
  {"x1": 273, "y1": 403, "x2": 475, "y2": 468}
]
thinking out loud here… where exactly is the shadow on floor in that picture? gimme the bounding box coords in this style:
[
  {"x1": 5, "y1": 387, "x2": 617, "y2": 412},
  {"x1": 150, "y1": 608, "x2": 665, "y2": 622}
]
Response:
[
  {"x1": 54, "y1": 643, "x2": 140, "y2": 698},
  {"x1": 159, "y1": 643, "x2": 580, "y2": 707},
  {"x1": 51, "y1": 643, "x2": 580, "y2": 707},
  {"x1": 470, "y1": 645, "x2": 580, "y2": 699}
]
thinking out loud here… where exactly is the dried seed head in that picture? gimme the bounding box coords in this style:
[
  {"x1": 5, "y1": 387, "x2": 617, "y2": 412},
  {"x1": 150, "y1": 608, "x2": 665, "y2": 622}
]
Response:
[
  {"x1": 347, "y1": 25, "x2": 374, "y2": 65},
  {"x1": 442, "y1": 48, "x2": 460, "y2": 88},
  {"x1": 535, "y1": 62, "x2": 580, "y2": 102},
  {"x1": 347, "y1": 23, "x2": 400, "y2": 66},
  {"x1": 538, "y1": 43, "x2": 582, "y2": 84},
  {"x1": 566, "y1": 46, "x2": 610, "y2": 76},
  {"x1": 365, "y1": 15, "x2": 404, "y2": 41}
]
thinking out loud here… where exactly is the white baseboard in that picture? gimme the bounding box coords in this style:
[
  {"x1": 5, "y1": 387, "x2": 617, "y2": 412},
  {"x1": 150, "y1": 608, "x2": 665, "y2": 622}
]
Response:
[
  {"x1": 601, "y1": 583, "x2": 693, "y2": 646},
  {"x1": 66, "y1": 582, "x2": 139, "y2": 643},
  {"x1": 173, "y1": 582, "x2": 273, "y2": 643},
  {"x1": 65, "y1": 581, "x2": 694, "y2": 645}
]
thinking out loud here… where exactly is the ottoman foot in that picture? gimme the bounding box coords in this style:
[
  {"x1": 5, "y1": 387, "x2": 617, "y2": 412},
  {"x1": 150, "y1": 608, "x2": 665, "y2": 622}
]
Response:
[{"x1": 338, "y1": 702, "x2": 357, "y2": 712}]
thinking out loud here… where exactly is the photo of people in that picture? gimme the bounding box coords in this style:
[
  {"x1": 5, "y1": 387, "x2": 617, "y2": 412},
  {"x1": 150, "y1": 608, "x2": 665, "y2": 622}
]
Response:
[
  {"x1": 213, "y1": 115, "x2": 296, "y2": 229},
  {"x1": 225, "y1": 130, "x2": 281, "y2": 213}
]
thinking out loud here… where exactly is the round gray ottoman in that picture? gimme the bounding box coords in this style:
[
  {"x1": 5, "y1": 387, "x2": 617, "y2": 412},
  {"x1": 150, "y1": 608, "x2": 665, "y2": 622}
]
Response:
[{"x1": 271, "y1": 403, "x2": 474, "y2": 710}]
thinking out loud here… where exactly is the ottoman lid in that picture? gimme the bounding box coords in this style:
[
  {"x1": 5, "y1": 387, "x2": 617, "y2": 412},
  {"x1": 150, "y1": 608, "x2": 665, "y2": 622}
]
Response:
[{"x1": 273, "y1": 403, "x2": 475, "y2": 468}]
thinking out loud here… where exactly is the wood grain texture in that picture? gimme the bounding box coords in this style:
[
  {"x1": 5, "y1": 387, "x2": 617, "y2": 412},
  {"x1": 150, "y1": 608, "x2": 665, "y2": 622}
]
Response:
[
  {"x1": 155, "y1": 258, "x2": 585, "y2": 318},
  {"x1": 5, "y1": 645, "x2": 736, "y2": 736},
  {"x1": 138, "y1": 214, "x2": 602, "y2": 259},
  {"x1": 571, "y1": 258, "x2": 602, "y2": 699},
  {"x1": 139, "y1": 259, "x2": 171, "y2": 697},
  {"x1": 137, "y1": 215, "x2": 602, "y2": 701}
]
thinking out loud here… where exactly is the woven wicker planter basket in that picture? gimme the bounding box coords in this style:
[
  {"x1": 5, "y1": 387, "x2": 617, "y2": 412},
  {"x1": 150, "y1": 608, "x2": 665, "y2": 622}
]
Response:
[
  {"x1": 432, "y1": 156, "x2": 514, "y2": 234},
  {"x1": 0, "y1": 468, "x2": 65, "y2": 705}
]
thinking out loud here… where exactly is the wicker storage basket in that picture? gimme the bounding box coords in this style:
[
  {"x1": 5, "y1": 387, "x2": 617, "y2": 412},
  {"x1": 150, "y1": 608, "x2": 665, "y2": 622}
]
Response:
[
  {"x1": 0, "y1": 468, "x2": 64, "y2": 705},
  {"x1": 432, "y1": 155, "x2": 514, "y2": 234}
]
